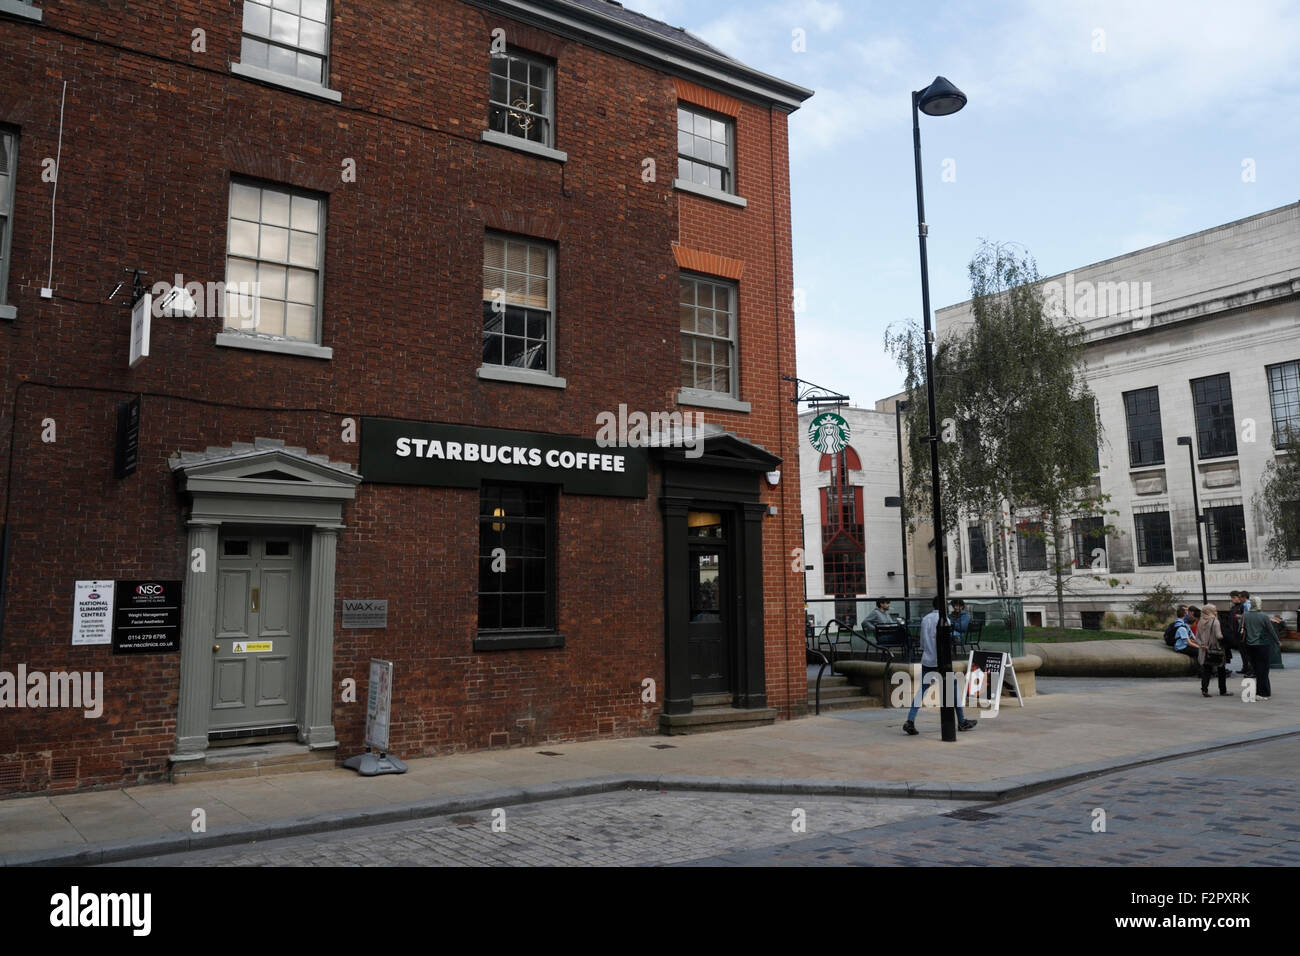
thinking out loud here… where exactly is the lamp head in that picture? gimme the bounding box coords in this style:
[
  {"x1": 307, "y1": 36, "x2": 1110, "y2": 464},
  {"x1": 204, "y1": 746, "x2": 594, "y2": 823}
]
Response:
[{"x1": 917, "y1": 76, "x2": 967, "y2": 116}]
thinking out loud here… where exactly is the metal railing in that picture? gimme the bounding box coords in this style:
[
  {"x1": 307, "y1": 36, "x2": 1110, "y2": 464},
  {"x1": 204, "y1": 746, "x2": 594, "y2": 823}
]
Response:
[{"x1": 805, "y1": 595, "x2": 1026, "y2": 658}]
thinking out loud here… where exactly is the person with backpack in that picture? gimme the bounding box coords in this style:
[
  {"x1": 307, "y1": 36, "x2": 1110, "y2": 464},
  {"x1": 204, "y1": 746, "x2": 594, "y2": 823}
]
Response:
[
  {"x1": 1190, "y1": 604, "x2": 1228, "y2": 697},
  {"x1": 1172, "y1": 606, "x2": 1199, "y2": 669}
]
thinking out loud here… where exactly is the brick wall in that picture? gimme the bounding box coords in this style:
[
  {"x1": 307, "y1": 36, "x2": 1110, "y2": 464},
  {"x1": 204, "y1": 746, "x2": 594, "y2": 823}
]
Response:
[{"x1": 0, "y1": 0, "x2": 806, "y2": 792}]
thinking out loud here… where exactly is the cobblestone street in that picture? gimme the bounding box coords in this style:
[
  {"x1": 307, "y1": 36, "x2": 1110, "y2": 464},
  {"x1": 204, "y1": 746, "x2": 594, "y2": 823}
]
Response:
[{"x1": 112, "y1": 735, "x2": 1300, "y2": 867}]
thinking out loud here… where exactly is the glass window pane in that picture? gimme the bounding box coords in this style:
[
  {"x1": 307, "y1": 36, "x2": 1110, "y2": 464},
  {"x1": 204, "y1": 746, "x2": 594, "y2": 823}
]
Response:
[
  {"x1": 299, "y1": 18, "x2": 327, "y2": 52},
  {"x1": 288, "y1": 230, "x2": 317, "y2": 267},
  {"x1": 260, "y1": 225, "x2": 289, "y2": 261},
  {"x1": 243, "y1": 2, "x2": 271, "y2": 37},
  {"x1": 270, "y1": 9, "x2": 299, "y2": 44},
  {"x1": 228, "y1": 219, "x2": 259, "y2": 257},
  {"x1": 261, "y1": 189, "x2": 290, "y2": 227},
  {"x1": 230, "y1": 182, "x2": 261, "y2": 221},
  {"x1": 297, "y1": 53, "x2": 323, "y2": 83},
  {"x1": 290, "y1": 195, "x2": 318, "y2": 232},
  {"x1": 258, "y1": 262, "x2": 287, "y2": 299},
  {"x1": 226, "y1": 257, "x2": 257, "y2": 288},
  {"x1": 694, "y1": 114, "x2": 710, "y2": 136},
  {"x1": 678, "y1": 108, "x2": 691, "y2": 131},
  {"x1": 267, "y1": 43, "x2": 297, "y2": 77},
  {"x1": 302, "y1": 0, "x2": 328, "y2": 20},
  {"x1": 711, "y1": 118, "x2": 727, "y2": 141},
  {"x1": 257, "y1": 298, "x2": 285, "y2": 336},
  {"x1": 286, "y1": 268, "x2": 316, "y2": 304},
  {"x1": 285, "y1": 303, "x2": 314, "y2": 341},
  {"x1": 240, "y1": 37, "x2": 269, "y2": 69},
  {"x1": 273, "y1": 0, "x2": 301, "y2": 12}
]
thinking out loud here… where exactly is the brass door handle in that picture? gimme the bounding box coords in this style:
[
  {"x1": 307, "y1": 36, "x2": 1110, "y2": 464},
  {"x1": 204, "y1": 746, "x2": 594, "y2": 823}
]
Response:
[
  {"x1": 250, "y1": 587, "x2": 260, "y2": 612},
  {"x1": 212, "y1": 644, "x2": 220, "y2": 652}
]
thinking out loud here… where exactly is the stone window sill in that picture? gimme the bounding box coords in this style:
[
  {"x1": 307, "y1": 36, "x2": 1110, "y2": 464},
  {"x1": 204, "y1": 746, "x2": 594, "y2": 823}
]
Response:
[
  {"x1": 474, "y1": 632, "x2": 565, "y2": 651},
  {"x1": 481, "y1": 130, "x2": 568, "y2": 163},
  {"x1": 673, "y1": 178, "x2": 747, "y2": 208},
  {"x1": 478, "y1": 365, "x2": 567, "y2": 389},
  {"x1": 0, "y1": 1, "x2": 41, "y2": 21},
  {"x1": 230, "y1": 62, "x2": 342, "y2": 103},
  {"x1": 677, "y1": 389, "x2": 751, "y2": 413},
  {"x1": 216, "y1": 331, "x2": 333, "y2": 360}
]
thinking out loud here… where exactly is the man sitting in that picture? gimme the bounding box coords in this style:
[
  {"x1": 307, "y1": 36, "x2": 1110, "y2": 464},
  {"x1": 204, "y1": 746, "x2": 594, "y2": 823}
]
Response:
[
  {"x1": 1173, "y1": 606, "x2": 1199, "y2": 668},
  {"x1": 863, "y1": 598, "x2": 896, "y2": 631},
  {"x1": 949, "y1": 599, "x2": 971, "y2": 643}
]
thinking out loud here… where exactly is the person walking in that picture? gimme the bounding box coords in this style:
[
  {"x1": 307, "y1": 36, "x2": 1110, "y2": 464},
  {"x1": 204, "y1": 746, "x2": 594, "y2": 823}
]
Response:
[
  {"x1": 1191, "y1": 604, "x2": 1228, "y2": 697},
  {"x1": 902, "y1": 596, "x2": 977, "y2": 736},
  {"x1": 1241, "y1": 604, "x2": 1279, "y2": 701}
]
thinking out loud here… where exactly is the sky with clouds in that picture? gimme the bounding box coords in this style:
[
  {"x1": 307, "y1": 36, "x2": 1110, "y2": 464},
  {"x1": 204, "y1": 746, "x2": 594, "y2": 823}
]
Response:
[{"x1": 635, "y1": 0, "x2": 1300, "y2": 407}]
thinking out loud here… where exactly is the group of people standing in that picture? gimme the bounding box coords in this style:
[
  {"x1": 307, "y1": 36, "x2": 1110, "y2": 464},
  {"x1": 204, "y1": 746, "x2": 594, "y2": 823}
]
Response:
[{"x1": 1171, "y1": 590, "x2": 1281, "y2": 700}]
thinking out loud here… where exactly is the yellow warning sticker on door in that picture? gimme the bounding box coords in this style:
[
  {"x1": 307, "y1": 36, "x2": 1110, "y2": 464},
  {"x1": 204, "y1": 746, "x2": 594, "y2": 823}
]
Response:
[{"x1": 232, "y1": 641, "x2": 273, "y2": 653}]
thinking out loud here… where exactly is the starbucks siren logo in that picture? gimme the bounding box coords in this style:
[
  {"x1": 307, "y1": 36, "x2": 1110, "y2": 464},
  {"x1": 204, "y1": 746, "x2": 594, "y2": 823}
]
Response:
[{"x1": 808, "y1": 412, "x2": 851, "y2": 454}]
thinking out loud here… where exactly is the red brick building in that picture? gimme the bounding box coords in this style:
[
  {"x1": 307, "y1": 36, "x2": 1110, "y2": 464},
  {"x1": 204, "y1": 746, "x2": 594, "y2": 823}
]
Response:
[{"x1": 0, "y1": 0, "x2": 811, "y2": 793}]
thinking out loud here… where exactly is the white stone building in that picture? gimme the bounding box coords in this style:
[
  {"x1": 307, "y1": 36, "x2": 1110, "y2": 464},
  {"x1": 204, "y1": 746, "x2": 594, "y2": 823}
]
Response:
[
  {"x1": 935, "y1": 202, "x2": 1300, "y2": 627},
  {"x1": 798, "y1": 405, "x2": 908, "y2": 628}
]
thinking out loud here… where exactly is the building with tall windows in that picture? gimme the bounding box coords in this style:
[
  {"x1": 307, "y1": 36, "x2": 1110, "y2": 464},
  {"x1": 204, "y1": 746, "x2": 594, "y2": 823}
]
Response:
[
  {"x1": 936, "y1": 203, "x2": 1300, "y2": 627},
  {"x1": 0, "y1": 0, "x2": 811, "y2": 794}
]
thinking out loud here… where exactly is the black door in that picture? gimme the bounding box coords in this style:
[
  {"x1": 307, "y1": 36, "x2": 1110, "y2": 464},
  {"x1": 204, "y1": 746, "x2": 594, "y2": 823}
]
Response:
[{"x1": 687, "y1": 512, "x2": 731, "y2": 694}]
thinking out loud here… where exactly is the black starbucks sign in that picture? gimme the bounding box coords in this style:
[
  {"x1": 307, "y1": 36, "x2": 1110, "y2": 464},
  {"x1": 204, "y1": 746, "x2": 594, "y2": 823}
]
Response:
[{"x1": 360, "y1": 418, "x2": 648, "y2": 498}]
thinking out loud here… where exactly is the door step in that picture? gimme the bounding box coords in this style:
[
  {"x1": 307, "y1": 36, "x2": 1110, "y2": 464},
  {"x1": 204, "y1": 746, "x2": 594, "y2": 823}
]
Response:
[
  {"x1": 659, "y1": 704, "x2": 778, "y2": 735},
  {"x1": 808, "y1": 675, "x2": 882, "y2": 712},
  {"x1": 169, "y1": 741, "x2": 337, "y2": 783},
  {"x1": 692, "y1": 692, "x2": 733, "y2": 707}
]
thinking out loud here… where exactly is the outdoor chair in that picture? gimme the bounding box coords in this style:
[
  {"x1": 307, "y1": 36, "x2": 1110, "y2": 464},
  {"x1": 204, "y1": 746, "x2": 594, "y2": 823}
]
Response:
[
  {"x1": 872, "y1": 622, "x2": 913, "y2": 663},
  {"x1": 953, "y1": 619, "x2": 984, "y2": 655}
]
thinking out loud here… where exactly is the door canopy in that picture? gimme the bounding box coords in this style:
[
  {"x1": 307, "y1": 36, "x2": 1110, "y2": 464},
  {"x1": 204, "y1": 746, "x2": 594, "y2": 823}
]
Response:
[{"x1": 169, "y1": 437, "x2": 361, "y2": 527}]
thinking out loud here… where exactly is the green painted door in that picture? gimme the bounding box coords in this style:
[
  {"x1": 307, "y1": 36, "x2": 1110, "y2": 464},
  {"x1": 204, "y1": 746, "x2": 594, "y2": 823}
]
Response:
[{"x1": 210, "y1": 531, "x2": 303, "y2": 733}]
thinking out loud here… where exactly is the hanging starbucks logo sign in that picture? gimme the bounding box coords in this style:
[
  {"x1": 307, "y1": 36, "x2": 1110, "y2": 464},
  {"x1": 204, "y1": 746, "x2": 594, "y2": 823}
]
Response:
[{"x1": 808, "y1": 412, "x2": 851, "y2": 454}]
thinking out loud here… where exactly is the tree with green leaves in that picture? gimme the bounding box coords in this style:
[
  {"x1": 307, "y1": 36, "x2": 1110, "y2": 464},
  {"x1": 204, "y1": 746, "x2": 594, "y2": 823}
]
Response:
[
  {"x1": 1255, "y1": 425, "x2": 1300, "y2": 566},
  {"x1": 885, "y1": 240, "x2": 1114, "y2": 626}
]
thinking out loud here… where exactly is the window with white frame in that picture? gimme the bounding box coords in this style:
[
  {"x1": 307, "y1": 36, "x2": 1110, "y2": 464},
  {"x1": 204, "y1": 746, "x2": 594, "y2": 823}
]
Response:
[
  {"x1": 240, "y1": 0, "x2": 330, "y2": 86},
  {"x1": 677, "y1": 105, "x2": 734, "y2": 193},
  {"x1": 225, "y1": 180, "x2": 324, "y2": 343},
  {"x1": 482, "y1": 234, "x2": 554, "y2": 373},
  {"x1": 0, "y1": 128, "x2": 15, "y2": 312},
  {"x1": 488, "y1": 49, "x2": 554, "y2": 147},
  {"x1": 679, "y1": 274, "x2": 738, "y2": 397}
]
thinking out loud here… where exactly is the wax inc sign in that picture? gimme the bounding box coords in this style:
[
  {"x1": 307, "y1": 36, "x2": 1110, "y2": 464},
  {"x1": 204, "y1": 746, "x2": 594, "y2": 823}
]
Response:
[{"x1": 342, "y1": 599, "x2": 388, "y2": 629}]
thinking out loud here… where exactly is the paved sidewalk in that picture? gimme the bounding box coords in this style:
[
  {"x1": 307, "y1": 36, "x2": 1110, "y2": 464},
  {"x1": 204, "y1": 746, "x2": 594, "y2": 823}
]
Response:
[{"x1": 2, "y1": 668, "x2": 1296, "y2": 865}]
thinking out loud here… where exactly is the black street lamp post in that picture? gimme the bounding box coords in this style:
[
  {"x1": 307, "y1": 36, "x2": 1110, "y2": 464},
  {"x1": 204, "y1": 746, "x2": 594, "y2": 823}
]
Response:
[
  {"x1": 912, "y1": 76, "x2": 966, "y2": 742},
  {"x1": 895, "y1": 399, "x2": 910, "y2": 604},
  {"x1": 1176, "y1": 436, "x2": 1209, "y2": 604}
]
